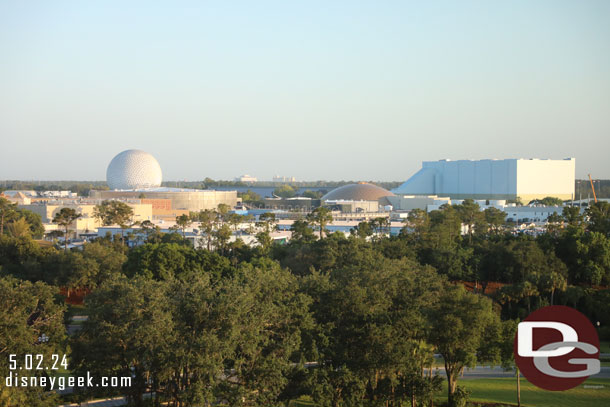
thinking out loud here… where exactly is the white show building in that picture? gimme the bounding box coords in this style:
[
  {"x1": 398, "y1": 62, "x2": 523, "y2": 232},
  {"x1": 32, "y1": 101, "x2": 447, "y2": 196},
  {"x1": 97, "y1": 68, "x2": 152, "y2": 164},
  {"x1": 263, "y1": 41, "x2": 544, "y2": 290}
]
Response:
[{"x1": 393, "y1": 158, "x2": 575, "y2": 203}]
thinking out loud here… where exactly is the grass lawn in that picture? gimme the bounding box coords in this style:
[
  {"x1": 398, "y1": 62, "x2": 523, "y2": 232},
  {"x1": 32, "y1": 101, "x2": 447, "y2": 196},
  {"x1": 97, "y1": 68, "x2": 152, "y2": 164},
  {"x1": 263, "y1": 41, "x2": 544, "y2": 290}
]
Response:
[
  {"x1": 291, "y1": 378, "x2": 610, "y2": 407},
  {"x1": 456, "y1": 377, "x2": 610, "y2": 407},
  {"x1": 600, "y1": 341, "x2": 610, "y2": 354}
]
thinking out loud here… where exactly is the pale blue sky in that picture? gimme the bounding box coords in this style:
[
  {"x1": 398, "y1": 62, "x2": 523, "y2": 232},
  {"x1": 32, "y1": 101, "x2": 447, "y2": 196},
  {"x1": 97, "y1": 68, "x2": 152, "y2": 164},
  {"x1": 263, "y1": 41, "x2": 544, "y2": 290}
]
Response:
[{"x1": 1, "y1": 1, "x2": 609, "y2": 181}]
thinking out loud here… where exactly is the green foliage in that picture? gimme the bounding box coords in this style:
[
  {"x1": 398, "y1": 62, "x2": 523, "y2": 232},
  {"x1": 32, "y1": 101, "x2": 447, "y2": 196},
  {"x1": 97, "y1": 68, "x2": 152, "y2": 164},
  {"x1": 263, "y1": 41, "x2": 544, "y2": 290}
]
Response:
[
  {"x1": 429, "y1": 285, "x2": 501, "y2": 406},
  {"x1": 124, "y1": 242, "x2": 231, "y2": 281},
  {"x1": 72, "y1": 260, "x2": 312, "y2": 406},
  {"x1": 0, "y1": 199, "x2": 45, "y2": 238},
  {"x1": 52, "y1": 207, "x2": 82, "y2": 251},
  {"x1": 291, "y1": 219, "x2": 317, "y2": 244},
  {"x1": 6, "y1": 217, "x2": 31, "y2": 238},
  {"x1": 175, "y1": 213, "x2": 192, "y2": 237},
  {"x1": 0, "y1": 276, "x2": 65, "y2": 406},
  {"x1": 302, "y1": 257, "x2": 445, "y2": 406},
  {"x1": 307, "y1": 207, "x2": 333, "y2": 239},
  {"x1": 0, "y1": 197, "x2": 16, "y2": 235},
  {"x1": 537, "y1": 196, "x2": 564, "y2": 206},
  {"x1": 70, "y1": 275, "x2": 172, "y2": 404},
  {"x1": 274, "y1": 184, "x2": 297, "y2": 198},
  {"x1": 586, "y1": 201, "x2": 610, "y2": 236},
  {"x1": 239, "y1": 189, "x2": 263, "y2": 204},
  {"x1": 93, "y1": 200, "x2": 134, "y2": 243},
  {"x1": 302, "y1": 189, "x2": 323, "y2": 199},
  {"x1": 13, "y1": 208, "x2": 45, "y2": 239}
]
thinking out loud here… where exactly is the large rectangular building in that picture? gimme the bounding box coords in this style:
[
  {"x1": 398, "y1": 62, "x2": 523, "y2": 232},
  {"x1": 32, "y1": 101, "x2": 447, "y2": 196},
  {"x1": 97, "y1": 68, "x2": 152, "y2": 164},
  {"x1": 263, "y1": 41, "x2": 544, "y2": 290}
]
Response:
[
  {"x1": 392, "y1": 158, "x2": 575, "y2": 203},
  {"x1": 89, "y1": 188, "x2": 238, "y2": 212}
]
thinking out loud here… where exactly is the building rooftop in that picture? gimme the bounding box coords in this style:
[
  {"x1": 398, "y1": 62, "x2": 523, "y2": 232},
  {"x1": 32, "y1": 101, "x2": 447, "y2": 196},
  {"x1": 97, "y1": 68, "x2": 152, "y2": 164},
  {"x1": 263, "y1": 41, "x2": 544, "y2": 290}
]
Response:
[{"x1": 322, "y1": 183, "x2": 395, "y2": 202}]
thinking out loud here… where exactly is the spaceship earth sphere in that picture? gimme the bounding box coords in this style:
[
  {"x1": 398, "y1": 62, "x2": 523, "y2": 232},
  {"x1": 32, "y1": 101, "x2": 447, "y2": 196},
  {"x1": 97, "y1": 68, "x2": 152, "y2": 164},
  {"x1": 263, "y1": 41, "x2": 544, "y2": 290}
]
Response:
[{"x1": 106, "y1": 150, "x2": 163, "y2": 190}]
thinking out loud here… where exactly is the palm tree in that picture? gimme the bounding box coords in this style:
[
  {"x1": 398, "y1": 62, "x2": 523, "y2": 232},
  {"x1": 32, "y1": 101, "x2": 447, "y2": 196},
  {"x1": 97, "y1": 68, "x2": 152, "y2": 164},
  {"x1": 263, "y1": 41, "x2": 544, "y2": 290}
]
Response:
[
  {"x1": 307, "y1": 207, "x2": 333, "y2": 239},
  {"x1": 7, "y1": 217, "x2": 31, "y2": 238},
  {"x1": 196, "y1": 209, "x2": 217, "y2": 250},
  {"x1": 52, "y1": 208, "x2": 82, "y2": 251},
  {"x1": 175, "y1": 214, "x2": 192, "y2": 238}
]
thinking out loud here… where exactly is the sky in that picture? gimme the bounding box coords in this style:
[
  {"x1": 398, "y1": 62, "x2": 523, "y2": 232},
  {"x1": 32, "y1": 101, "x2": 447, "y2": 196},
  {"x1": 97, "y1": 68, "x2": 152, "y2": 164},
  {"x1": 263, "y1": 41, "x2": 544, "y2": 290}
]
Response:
[{"x1": 1, "y1": 0, "x2": 609, "y2": 182}]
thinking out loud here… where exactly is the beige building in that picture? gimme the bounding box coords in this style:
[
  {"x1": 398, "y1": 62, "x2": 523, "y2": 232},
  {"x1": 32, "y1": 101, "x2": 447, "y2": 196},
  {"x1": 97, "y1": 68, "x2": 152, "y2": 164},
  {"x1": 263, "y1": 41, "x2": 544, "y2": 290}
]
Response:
[
  {"x1": 90, "y1": 188, "x2": 238, "y2": 212},
  {"x1": 19, "y1": 202, "x2": 153, "y2": 235},
  {"x1": 3, "y1": 191, "x2": 31, "y2": 205}
]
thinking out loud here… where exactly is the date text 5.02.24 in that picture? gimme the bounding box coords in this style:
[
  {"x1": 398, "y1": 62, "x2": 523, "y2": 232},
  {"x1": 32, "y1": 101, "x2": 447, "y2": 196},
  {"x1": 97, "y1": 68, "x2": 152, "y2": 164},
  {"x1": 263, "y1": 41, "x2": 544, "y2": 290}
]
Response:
[{"x1": 8, "y1": 354, "x2": 68, "y2": 371}]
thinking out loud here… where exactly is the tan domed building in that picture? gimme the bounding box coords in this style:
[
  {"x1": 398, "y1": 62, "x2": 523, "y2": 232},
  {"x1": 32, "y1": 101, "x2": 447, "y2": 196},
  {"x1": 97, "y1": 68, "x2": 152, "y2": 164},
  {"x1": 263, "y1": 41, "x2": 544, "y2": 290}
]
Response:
[
  {"x1": 321, "y1": 183, "x2": 395, "y2": 214},
  {"x1": 322, "y1": 182, "x2": 395, "y2": 203}
]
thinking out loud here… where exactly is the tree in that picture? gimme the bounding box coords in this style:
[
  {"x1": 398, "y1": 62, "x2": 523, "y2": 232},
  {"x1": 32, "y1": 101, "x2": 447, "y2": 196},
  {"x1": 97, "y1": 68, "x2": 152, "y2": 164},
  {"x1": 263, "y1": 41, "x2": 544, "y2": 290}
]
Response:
[
  {"x1": 546, "y1": 212, "x2": 564, "y2": 235},
  {"x1": 195, "y1": 209, "x2": 217, "y2": 250},
  {"x1": 482, "y1": 207, "x2": 506, "y2": 235},
  {"x1": 538, "y1": 196, "x2": 564, "y2": 206},
  {"x1": 93, "y1": 200, "x2": 134, "y2": 243},
  {"x1": 455, "y1": 199, "x2": 482, "y2": 243},
  {"x1": 0, "y1": 197, "x2": 16, "y2": 235},
  {"x1": 71, "y1": 276, "x2": 173, "y2": 406},
  {"x1": 290, "y1": 219, "x2": 316, "y2": 244},
  {"x1": 139, "y1": 219, "x2": 161, "y2": 243},
  {"x1": 563, "y1": 206, "x2": 584, "y2": 227},
  {"x1": 6, "y1": 217, "x2": 31, "y2": 238},
  {"x1": 0, "y1": 277, "x2": 65, "y2": 406},
  {"x1": 125, "y1": 242, "x2": 207, "y2": 280},
  {"x1": 274, "y1": 184, "x2": 296, "y2": 198},
  {"x1": 53, "y1": 250, "x2": 99, "y2": 295},
  {"x1": 307, "y1": 207, "x2": 333, "y2": 239},
  {"x1": 303, "y1": 256, "x2": 444, "y2": 406},
  {"x1": 217, "y1": 203, "x2": 231, "y2": 218},
  {"x1": 52, "y1": 207, "x2": 82, "y2": 251},
  {"x1": 13, "y1": 208, "x2": 45, "y2": 238},
  {"x1": 401, "y1": 208, "x2": 430, "y2": 241},
  {"x1": 175, "y1": 214, "x2": 192, "y2": 238},
  {"x1": 537, "y1": 270, "x2": 567, "y2": 305},
  {"x1": 214, "y1": 224, "x2": 232, "y2": 254},
  {"x1": 586, "y1": 201, "x2": 610, "y2": 236},
  {"x1": 302, "y1": 189, "x2": 323, "y2": 199},
  {"x1": 256, "y1": 230, "x2": 273, "y2": 253},
  {"x1": 239, "y1": 189, "x2": 263, "y2": 205},
  {"x1": 217, "y1": 260, "x2": 313, "y2": 406},
  {"x1": 369, "y1": 217, "x2": 391, "y2": 240},
  {"x1": 429, "y1": 285, "x2": 501, "y2": 406},
  {"x1": 354, "y1": 220, "x2": 374, "y2": 239},
  {"x1": 258, "y1": 212, "x2": 276, "y2": 231},
  {"x1": 227, "y1": 212, "x2": 245, "y2": 232}
]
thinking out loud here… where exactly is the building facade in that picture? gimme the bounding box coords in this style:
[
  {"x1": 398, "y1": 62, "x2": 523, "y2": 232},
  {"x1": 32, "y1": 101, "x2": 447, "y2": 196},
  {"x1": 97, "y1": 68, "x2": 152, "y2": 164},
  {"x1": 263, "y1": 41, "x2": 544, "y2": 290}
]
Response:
[
  {"x1": 392, "y1": 158, "x2": 575, "y2": 202},
  {"x1": 89, "y1": 188, "x2": 238, "y2": 212}
]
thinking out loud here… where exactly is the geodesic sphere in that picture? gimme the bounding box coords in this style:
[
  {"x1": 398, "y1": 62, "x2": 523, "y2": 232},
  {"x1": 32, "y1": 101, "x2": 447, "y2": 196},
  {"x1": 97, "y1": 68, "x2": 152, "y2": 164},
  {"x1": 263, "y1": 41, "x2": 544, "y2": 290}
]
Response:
[{"x1": 106, "y1": 149, "x2": 162, "y2": 190}]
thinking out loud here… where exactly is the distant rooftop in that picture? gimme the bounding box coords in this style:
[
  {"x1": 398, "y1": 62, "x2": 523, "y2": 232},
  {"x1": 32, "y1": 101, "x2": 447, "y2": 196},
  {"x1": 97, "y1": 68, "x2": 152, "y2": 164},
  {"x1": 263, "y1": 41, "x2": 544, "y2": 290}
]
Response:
[{"x1": 108, "y1": 187, "x2": 225, "y2": 193}]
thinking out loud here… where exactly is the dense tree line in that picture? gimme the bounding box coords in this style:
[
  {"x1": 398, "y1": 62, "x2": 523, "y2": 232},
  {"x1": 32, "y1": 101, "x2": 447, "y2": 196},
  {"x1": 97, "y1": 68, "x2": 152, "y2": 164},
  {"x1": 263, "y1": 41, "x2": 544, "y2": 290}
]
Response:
[{"x1": 0, "y1": 200, "x2": 609, "y2": 406}]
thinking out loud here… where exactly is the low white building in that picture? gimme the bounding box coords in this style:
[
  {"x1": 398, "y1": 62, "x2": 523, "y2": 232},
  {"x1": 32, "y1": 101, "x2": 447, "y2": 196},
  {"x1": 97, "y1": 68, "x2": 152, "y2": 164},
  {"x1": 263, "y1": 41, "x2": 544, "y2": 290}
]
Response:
[
  {"x1": 235, "y1": 174, "x2": 257, "y2": 183},
  {"x1": 273, "y1": 175, "x2": 297, "y2": 183}
]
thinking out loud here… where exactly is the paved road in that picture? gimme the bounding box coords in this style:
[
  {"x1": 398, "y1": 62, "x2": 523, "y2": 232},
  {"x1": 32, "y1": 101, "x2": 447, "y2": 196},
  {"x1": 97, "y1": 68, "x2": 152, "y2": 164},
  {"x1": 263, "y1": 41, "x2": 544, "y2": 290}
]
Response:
[{"x1": 59, "y1": 397, "x2": 127, "y2": 407}]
